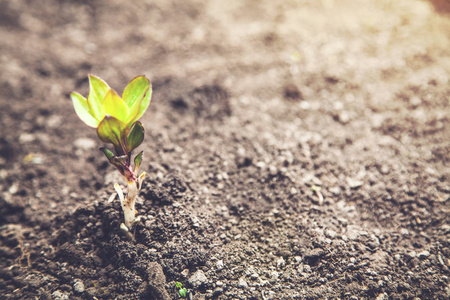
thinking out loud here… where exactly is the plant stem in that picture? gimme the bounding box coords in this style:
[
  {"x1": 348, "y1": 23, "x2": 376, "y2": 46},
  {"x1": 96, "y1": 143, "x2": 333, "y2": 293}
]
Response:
[{"x1": 122, "y1": 179, "x2": 138, "y2": 230}]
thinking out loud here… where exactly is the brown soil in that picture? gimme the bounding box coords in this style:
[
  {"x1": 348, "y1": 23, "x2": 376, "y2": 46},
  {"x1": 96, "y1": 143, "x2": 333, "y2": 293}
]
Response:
[{"x1": 1, "y1": 0, "x2": 449, "y2": 299}]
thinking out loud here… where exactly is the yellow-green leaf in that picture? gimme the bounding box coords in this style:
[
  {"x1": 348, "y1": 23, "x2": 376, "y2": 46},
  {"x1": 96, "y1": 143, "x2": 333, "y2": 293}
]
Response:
[
  {"x1": 123, "y1": 76, "x2": 150, "y2": 109},
  {"x1": 71, "y1": 92, "x2": 99, "y2": 128},
  {"x1": 97, "y1": 115, "x2": 127, "y2": 150},
  {"x1": 102, "y1": 89, "x2": 129, "y2": 123},
  {"x1": 128, "y1": 83, "x2": 152, "y2": 125},
  {"x1": 88, "y1": 75, "x2": 109, "y2": 121}
]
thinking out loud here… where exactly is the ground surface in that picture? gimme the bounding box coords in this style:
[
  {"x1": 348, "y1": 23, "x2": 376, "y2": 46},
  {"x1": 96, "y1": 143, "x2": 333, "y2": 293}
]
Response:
[{"x1": 0, "y1": 0, "x2": 449, "y2": 299}]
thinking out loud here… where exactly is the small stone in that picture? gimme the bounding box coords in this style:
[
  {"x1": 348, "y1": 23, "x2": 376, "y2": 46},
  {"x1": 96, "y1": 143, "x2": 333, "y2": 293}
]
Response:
[
  {"x1": 337, "y1": 111, "x2": 351, "y2": 124},
  {"x1": 216, "y1": 260, "x2": 224, "y2": 270},
  {"x1": 407, "y1": 251, "x2": 417, "y2": 259},
  {"x1": 73, "y1": 281, "x2": 85, "y2": 293},
  {"x1": 189, "y1": 270, "x2": 208, "y2": 288},
  {"x1": 379, "y1": 165, "x2": 389, "y2": 175},
  {"x1": 305, "y1": 248, "x2": 325, "y2": 260},
  {"x1": 290, "y1": 187, "x2": 298, "y2": 195},
  {"x1": 269, "y1": 165, "x2": 278, "y2": 176},
  {"x1": 418, "y1": 250, "x2": 430, "y2": 258},
  {"x1": 251, "y1": 273, "x2": 259, "y2": 280},
  {"x1": 329, "y1": 187, "x2": 341, "y2": 195},
  {"x1": 338, "y1": 218, "x2": 348, "y2": 225},
  {"x1": 8, "y1": 183, "x2": 18, "y2": 195},
  {"x1": 400, "y1": 228, "x2": 410, "y2": 235},
  {"x1": 238, "y1": 277, "x2": 248, "y2": 288},
  {"x1": 299, "y1": 100, "x2": 309, "y2": 110},
  {"x1": 270, "y1": 271, "x2": 279, "y2": 281},
  {"x1": 347, "y1": 178, "x2": 363, "y2": 189},
  {"x1": 52, "y1": 290, "x2": 69, "y2": 300},
  {"x1": 256, "y1": 161, "x2": 267, "y2": 168},
  {"x1": 276, "y1": 257, "x2": 286, "y2": 268}
]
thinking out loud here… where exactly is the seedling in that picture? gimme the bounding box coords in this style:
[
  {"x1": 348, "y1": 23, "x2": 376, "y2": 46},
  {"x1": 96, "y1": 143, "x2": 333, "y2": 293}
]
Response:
[
  {"x1": 71, "y1": 75, "x2": 152, "y2": 235},
  {"x1": 175, "y1": 282, "x2": 188, "y2": 298}
]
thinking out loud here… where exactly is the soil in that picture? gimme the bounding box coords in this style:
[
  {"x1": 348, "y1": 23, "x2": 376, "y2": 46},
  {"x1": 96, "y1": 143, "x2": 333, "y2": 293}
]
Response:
[{"x1": 0, "y1": 0, "x2": 449, "y2": 299}]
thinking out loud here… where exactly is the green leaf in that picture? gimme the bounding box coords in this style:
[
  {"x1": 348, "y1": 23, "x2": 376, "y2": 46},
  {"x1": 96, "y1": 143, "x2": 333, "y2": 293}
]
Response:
[
  {"x1": 179, "y1": 288, "x2": 187, "y2": 298},
  {"x1": 134, "y1": 151, "x2": 143, "y2": 172},
  {"x1": 123, "y1": 76, "x2": 150, "y2": 109},
  {"x1": 127, "y1": 121, "x2": 144, "y2": 153},
  {"x1": 175, "y1": 282, "x2": 183, "y2": 289},
  {"x1": 99, "y1": 147, "x2": 115, "y2": 160},
  {"x1": 97, "y1": 115, "x2": 127, "y2": 153},
  {"x1": 127, "y1": 80, "x2": 152, "y2": 125},
  {"x1": 88, "y1": 75, "x2": 109, "y2": 121},
  {"x1": 71, "y1": 92, "x2": 98, "y2": 128},
  {"x1": 102, "y1": 89, "x2": 129, "y2": 123}
]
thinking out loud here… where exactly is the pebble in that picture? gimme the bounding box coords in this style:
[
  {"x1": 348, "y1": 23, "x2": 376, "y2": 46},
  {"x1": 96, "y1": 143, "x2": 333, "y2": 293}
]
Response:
[
  {"x1": 400, "y1": 228, "x2": 410, "y2": 235},
  {"x1": 73, "y1": 281, "x2": 85, "y2": 293},
  {"x1": 276, "y1": 257, "x2": 286, "y2": 268},
  {"x1": 376, "y1": 293, "x2": 388, "y2": 300},
  {"x1": 418, "y1": 250, "x2": 430, "y2": 258},
  {"x1": 52, "y1": 290, "x2": 69, "y2": 300},
  {"x1": 216, "y1": 260, "x2": 224, "y2": 270},
  {"x1": 407, "y1": 251, "x2": 417, "y2": 259},
  {"x1": 329, "y1": 187, "x2": 341, "y2": 195},
  {"x1": 337, "y1": 111, "x2": 351, "y2": 124},
  {"x1": 256, "y1": 161, "x2": 266, "y2": 169},
  {"x1": 290, "y1": 187, "x2": 298, "y2": 195},
  {"x1": 347, "y1": 177, "x2": 364, "y2": 189},
  {"x1": 379, "y1": 165, "x2": 390, "y2": 175},
  {"x1": 189, "y1": 270, "x2": 208, "y2": 288},
  {"x1": 268, "y1": 165, "x2": 278, "y2": 176},
  {"x1": 270, "y1": 271, "x2": 279, "y2": 281},
  {"x1": 238, "y1": 277, "x2": 248, "y2": 288}
]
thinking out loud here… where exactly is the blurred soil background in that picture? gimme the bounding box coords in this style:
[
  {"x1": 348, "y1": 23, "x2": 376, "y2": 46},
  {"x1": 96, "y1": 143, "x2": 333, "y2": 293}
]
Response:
[{"x1": 0, "y1": 0, "x2": 449, "y2": 299}]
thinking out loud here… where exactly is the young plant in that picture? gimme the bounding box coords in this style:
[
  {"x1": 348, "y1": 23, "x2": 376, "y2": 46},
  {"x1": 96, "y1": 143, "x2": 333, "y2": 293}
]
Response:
[
  {"x1": 175, "y1": 282, "x2": 188, "y2": 298},
  {"x1": 71, "y1": 75, "x2": 152, "y2": 235}
]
